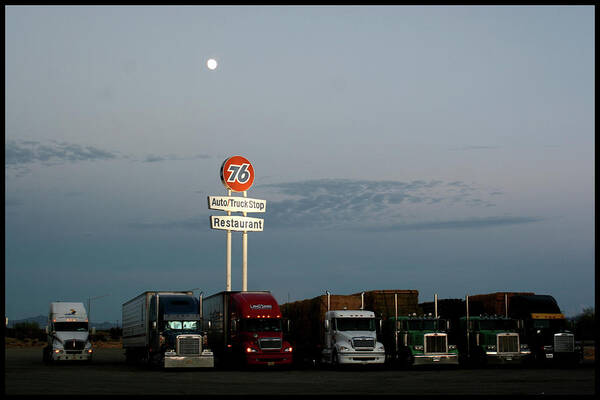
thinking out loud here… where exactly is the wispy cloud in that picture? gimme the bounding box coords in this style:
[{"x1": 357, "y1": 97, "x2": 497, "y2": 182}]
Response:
[
  {"x1": 450, "y1": 145, "x2": 500, "y2": 151},
  {"x1": 5, "y1": 139, "x2": 213, "y2": 177},
  {"x1": 129, "y1": 178, "x2": 538, "y2": 232},
  {"x1": 361, "y1": 216, "x2": 544, "y2": 232},
  {"x1": 141, "y1": 154, "x2": 211, "y2": 163},
  {"x1": 5, "y1": 139, "x2": 119, "y2": 166}
]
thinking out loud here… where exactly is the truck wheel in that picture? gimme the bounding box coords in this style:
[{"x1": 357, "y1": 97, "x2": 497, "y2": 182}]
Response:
[{"x1": 332, "y1": 351, "x2": 340, "y2": 370}]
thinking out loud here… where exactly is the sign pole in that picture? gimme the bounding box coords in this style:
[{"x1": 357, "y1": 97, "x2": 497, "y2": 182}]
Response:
[
  {"x1": 242, "y1": 191, "x2": 248, "y2": 292},
  {"x1": 226, "y1": 189, "x2": 232, "y2": 291}
]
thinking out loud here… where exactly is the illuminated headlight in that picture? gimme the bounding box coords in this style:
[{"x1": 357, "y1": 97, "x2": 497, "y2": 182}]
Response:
[
  {"x1": 87, "y1": 349, "x2": 93, "y2": 354},
  {"x1": 284, "y1": 347, "x2": 293, "y2": 352},
  {"x1": 486, "y1": 345, "x2": 496, "y2": 351},
  {"x1": 544, "y1": 345, "x2": 553, "y2": 351},
  {"x1": 54, "y1": 349, "x2": 63, "y2": 354},
  {"x1": 449, "y1": 345, "x2": 457, "y2": 350},
  {"x1": 246, "y1": 347, "x2": 258, "y2": 353},
  {"x1": 413, "y1": 345, "x2": 424, "y2": 351},
  {"x1": 520, "y1": 344, "x2": 529, "y2": 350}
]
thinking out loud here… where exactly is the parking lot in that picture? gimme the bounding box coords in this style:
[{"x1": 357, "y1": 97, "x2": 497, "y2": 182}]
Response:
[{"x1": 4, "y1": 347, "x2": 595, "y2": 395}]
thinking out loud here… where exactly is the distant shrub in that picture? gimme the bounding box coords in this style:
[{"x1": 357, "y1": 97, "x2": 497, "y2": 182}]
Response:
[
  {"x1": 571, "y1": 307, "x2": 595, "y2": 341},
  {"x1": 10, "y1": 322, "x2": 45, "y2": 341}
]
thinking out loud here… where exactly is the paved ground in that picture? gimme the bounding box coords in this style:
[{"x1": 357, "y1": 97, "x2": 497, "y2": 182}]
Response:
[{"x1": 4, "y1": 347, "x2": 596, "y2": 395}]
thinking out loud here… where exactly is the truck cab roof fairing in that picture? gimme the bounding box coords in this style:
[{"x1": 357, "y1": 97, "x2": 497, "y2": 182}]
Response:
[{"x1": 231, "y1": 292, "x2": 281, "y2": 318}]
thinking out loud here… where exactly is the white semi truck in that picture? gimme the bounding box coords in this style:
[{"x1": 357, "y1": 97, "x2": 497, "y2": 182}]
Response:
[
  {"x1": 43, "y1": 302, "x2": 95, "y2": 362},
  {"x1": 282, "y1": 291, "x2": 386, "y2": 367}
]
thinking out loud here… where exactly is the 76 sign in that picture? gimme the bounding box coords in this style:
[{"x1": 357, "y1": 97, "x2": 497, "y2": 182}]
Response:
[{"x1": 220, "y1": 156, "x2": 255, "y2": 192}]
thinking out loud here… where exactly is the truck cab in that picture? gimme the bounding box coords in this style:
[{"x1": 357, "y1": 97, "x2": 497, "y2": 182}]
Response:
[
  {"x1": 385, "y1": 314, "x2": 458, "y2": 367},
  {"x1": 229, "y1": 292, "x2": 293, "y2": 367},
  {"x1": 150, "y1": 294, "x2": 214, "y2": 368},
  {"x1": 459, "y1": 315, "x2": 530, "y2": 366},
  {"x1": 43, "y1": 302, "x2": 94, "y2": 362},
  {"x1": 508, "y1": 295, "x2": 581, "y2": 365},
  {"x1": 322, "y1": 309, "x2": 385, "y2": 366}
]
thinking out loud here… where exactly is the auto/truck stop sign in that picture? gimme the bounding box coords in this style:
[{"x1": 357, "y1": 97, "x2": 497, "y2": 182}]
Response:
[{"x1": 220, "y1": 155, "x2": 255, "y2": 192}]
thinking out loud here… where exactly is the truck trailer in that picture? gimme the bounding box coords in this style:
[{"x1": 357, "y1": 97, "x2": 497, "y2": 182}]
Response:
[
  {"x1": 371, "y1": 291, "x2": 459, "y2": 367},
  {"x1": 43, "y1": 302, "x2": 95, "y2": 362},
  {"x1": 282, "y1": 291, "x2": 385, "y2": 368},
  {"x1": 202, "y1": 291, "x2": 293, "y2": 368},
  {"x1": 474, "y1": 292, "x2": 582, "y2": 365},
  {"x1": 122, "y1": 291, "x2": 214, "y2": 368}
]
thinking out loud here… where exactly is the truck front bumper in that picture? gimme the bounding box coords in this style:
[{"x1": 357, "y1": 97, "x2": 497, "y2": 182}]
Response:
[
  {"x1": 338, "y1": 351, "x2": 386, "y2": 365},
  {"x1": 51, "y1": 351, "x2": 92, "y2": 361},
  {"x1": 413, "y1": 353, "x2": 459, "y2": 366},
  {"x1": 245, "y1": 352, "x2": 293, "y2": 366},
  {"x1": 485, "y1": 352, "x2": 528, "y2": 365},
  {"x1": 164, "y1": 350, "x2": 214, "y2": 368}
]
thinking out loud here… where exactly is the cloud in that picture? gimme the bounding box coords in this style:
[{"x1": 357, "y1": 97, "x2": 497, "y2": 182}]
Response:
[
  {"x1": 5, "y1": 139, "x2": 213, "y2": 177},
  {"x1": 450, "y1": 145, "x2": 500, "y2": 151},
  {"x1": 129, "y1": 178, "x2": 538, "y2": 233},
  {"x1": 360, "y1": 216, "x2": 544, "y2": 232},
  {"x1": 5, "y1": 139, "x2": 118, "y2": 166},
  {"x1": 141, "y1": 154, "x2": 211, "y2": 163}
]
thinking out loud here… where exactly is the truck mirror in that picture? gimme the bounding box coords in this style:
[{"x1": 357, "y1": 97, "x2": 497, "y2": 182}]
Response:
[
  {"x1": 45, "y1": 326, "x2": 49, "y2": 334},
  {"x1": 91, "y1": 327, "x2": 96, "y2": 335},
  {"x1": 231, "y1": 318, "x2": 238, "y2": 332},
  {"x1": 152, "y1": 321, "x2": 157, "y2": 329},
  {"x1": 324, "y1": 319, "x2": 330, "y2": 331},
  {"x1": 286, "y1": 319, "x2": 291, "y2": 332},
  {"x1": 446, "y1": 320, "x2": 450, "y2": 330},
  {"x1": 378, "y1": 319, "x2": 382, "y2": 331}
]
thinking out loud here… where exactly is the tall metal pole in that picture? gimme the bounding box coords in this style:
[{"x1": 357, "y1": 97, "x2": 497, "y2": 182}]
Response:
[
  {"x1": 226, "y1": 189, "x2": 232, "y2": 291},
  {"x1": 242, "y1": 190, "x2": 248, "y2": 292}
]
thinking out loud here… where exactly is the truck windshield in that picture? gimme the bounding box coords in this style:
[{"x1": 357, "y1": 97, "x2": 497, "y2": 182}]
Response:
[
  {"x1": 532, "y1": 319, "x2": 566, "y2": 330},
  {"x1": 479, "y1": 319, "x2": 517, "y2": 331},
  {"x1": 166, "y1": 321, "x2": 198, "y2": 330},
  {"x1": 241, "y1": 318, "x2": 282, "y2": 332},
  {"x1": 335, "y1": 318, "x2": 375, "y2": 331},
  {"x1": 54, "y1": 322, "x2": 88, "y2": 332}
]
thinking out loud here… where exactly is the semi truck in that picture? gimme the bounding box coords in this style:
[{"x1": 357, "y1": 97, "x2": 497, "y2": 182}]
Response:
[
  {"x1": 458, "y1": 293, "x2": 532, "y2": 366},
  {"x1": 43, "y1": 302, "x2": 95, "y2": 362},
  {"x1": 371, "y1": 291, "x2": 459, "y2": 367},
  {"x1": 282, "y1": 291, "x2": 385, "y2": 368},
  {"x1": 472, "y1": 292, "x2": 582, "y2": 365},
  {"x1": 122, "y1": 291, "x2": 214, "y2": 368},
  {"x1": 202, "y1": 291, "x2": 293, "y2": 368}
]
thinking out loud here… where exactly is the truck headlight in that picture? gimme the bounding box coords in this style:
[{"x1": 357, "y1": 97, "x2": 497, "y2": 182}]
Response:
[
  {"x1": 413, "y1": 345, "x2": 423, "y2": 351},
  {"x1": 486, "y1": 345, "x2": 496, "y2": 351},
  {"x1": 449, "y1": 345, "x2": 457, "y2": 350},
  {"x1": 520, "y1": 344, "x2": 529, "y2": 350},
  {"x1": 246, "y1": 347, "x2": 258, "y2": 353},
  {"x1": 544, "y1": 345, "x2": 553, "y2": 351},
  {"x1": 338, "y1": 345, "x2": 350, "y2": 352},
  {"x1": 284, "y1": 346, "x2": 293, "y2": 352}
]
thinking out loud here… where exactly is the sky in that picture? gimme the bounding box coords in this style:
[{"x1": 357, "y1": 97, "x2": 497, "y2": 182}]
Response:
[{"x1": 5, "y1": 5, "x2": 595, "y2": 324}]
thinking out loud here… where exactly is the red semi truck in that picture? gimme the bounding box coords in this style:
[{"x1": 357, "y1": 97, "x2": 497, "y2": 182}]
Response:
[{"x1": 202, "y1": 291, "x2": 293, "y2": 368}]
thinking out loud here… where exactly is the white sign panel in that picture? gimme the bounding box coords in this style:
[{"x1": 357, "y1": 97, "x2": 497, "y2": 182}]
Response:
[
  {"x1": 210, "y1": 215, "x2": 264, "y2": 232},
  {"x1": 208, "y1": 196, "x2": 266, "y2": 213}
]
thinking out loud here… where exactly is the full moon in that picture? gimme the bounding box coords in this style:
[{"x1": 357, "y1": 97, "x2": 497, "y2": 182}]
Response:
[{"x1": 207, "y1": 59, "x2": 218, "y2": 70}]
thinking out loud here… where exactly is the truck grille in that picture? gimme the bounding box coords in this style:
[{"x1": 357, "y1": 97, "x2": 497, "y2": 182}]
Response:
[
  {"x1": 554, "y1": 333, "x2": 574, "y2": 353},
  {"x1": 497, "y1": 333, "x2": 519, "y2": 353},
  {"x1": 259, "y1": 337, "x2": 282, "y2": 350},
  {"x1": 177, "y1": 336, "x2": 202, "y2": 356},
  {"x1": 353, "y1": 338, "x2": 375, "y2": 349},
  {"x1": 64, "y1": 339, "x2": 85, "y2": 350},
  {"x1": 424, "y1": 334, "x2": 447, "y2": 353}
]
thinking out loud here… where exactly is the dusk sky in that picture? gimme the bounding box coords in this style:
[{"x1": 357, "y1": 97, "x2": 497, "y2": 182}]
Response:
[{"x1": 5, "y1": 6, "x2": 594, "y2": 324}]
